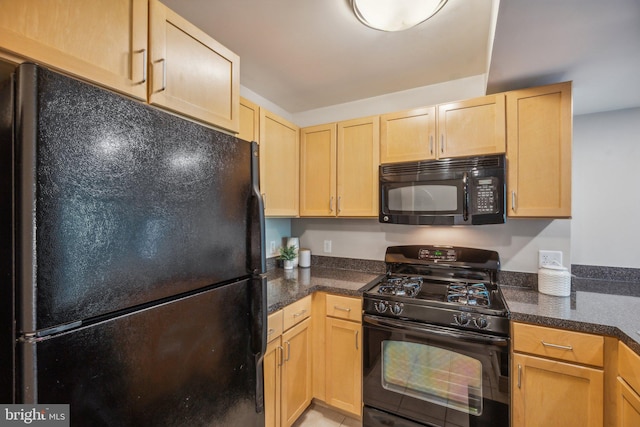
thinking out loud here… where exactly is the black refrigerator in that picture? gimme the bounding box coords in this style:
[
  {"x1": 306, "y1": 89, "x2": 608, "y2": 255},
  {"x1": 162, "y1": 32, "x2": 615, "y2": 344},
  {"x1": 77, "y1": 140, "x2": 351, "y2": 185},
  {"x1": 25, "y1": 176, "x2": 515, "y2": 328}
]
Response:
[{"x1": 0, "y1": 63, "x2": 267, "y2": 426}]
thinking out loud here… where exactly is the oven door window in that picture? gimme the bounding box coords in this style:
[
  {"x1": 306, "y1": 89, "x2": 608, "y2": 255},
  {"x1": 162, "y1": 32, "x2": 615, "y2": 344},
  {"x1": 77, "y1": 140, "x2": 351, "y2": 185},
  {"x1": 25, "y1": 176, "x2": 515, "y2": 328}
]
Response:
[
  {"x1": 386, "y1": 183, "x2": 459, "y2": 213},
  {"x1": 381, "y1": 340, "x2": 483, "y2": 415}
]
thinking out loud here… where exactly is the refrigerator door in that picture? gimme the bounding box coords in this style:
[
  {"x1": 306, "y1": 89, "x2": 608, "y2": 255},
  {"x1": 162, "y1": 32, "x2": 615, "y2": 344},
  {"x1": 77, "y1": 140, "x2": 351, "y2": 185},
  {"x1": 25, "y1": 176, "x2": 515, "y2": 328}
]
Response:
[
  {"x1": 18, "y1": 278, "x2": 265, "y2": 427},
  {"x1": 14, "y1": 64, "x2": 258, "y2": 334}
]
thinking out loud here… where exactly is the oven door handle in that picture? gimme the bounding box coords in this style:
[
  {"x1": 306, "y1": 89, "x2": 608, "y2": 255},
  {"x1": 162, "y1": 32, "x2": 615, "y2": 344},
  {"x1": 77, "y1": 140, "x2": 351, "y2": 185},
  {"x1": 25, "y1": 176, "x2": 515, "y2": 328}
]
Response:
[{"x1": 364, "y1": 315, "x2": 509, "y2": 346}]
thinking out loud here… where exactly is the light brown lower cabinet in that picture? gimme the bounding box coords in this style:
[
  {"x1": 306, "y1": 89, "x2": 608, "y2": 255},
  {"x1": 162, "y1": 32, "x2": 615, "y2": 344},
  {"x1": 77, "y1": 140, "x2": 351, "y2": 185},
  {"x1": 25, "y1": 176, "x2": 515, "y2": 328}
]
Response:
[
  {"x1": 617, "y1": 377, "x2": 640, "y2": 427},
  {"x1": 264, "y1": 298, "x2": 312, "y2": 427},
  {"x1": 325, "y1": 317, "x2": 362, "y2": 416},
  {"x1": 512, "y1": 352, "x2": 604, "y2": 427},
  {"x1": 617, "y1": 341, "x2": 640, "y2": 427},
  {"x1": 511, "y1": 322, "x2": 604, "y2": 427}
]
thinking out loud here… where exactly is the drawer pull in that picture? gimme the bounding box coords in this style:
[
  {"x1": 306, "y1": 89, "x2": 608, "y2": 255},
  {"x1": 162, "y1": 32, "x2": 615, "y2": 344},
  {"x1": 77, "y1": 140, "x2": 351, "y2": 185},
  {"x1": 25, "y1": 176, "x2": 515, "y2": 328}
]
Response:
[
  {"x1": 541, "y1": 340, "x2": 573, "y2": 351},
  {"x1": 267, "y1": 328, "x2": 275, "y2": 336},
  {"x1": 334, "y1": 306, "x2": 352, "y2": 313},
  {"x1": 292, "y1": 309, "x2": 307, "y2": 318}
]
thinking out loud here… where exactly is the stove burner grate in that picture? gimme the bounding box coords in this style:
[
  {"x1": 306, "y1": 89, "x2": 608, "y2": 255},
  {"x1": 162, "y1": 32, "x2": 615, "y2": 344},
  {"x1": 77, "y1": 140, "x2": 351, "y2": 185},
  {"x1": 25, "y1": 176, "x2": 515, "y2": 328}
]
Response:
[
  {"x1": 378, "y1": 276, "x2": 423, "y2": 297},
  {"x1": 447, "y1": 283, "x2": 490, "y2": 306}
]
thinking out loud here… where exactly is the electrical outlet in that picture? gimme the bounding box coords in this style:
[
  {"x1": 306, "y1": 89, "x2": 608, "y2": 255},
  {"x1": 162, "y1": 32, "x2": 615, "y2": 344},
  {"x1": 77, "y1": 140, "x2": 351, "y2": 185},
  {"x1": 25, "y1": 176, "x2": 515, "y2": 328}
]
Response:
[
  {"x1": 539, "y1": 250, "x2": 563, "y2": 268},
  {"x1": 323, "y1": 240, "x2": 332, "y2": 253},
  {"x1": 270, "y1": 241, "x2": 276, "y2": 255}
]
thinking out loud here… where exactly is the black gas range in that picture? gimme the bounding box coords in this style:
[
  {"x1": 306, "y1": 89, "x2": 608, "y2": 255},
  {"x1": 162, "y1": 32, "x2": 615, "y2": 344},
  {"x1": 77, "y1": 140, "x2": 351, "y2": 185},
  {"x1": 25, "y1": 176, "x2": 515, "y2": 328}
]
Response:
[
  {"x1": 362, "y1": 245, "x2": 511, "y2": 427},
  {"x1": 363, "y1": 245, "x2": 510, "y2": 336}
]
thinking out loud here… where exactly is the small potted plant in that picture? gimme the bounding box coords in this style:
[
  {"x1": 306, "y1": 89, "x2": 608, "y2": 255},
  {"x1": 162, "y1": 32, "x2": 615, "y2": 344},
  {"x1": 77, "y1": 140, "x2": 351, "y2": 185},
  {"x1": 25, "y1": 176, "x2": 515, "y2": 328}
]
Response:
[{"x1": 279, "y1": 244, "x2": 297, "y2": 270}]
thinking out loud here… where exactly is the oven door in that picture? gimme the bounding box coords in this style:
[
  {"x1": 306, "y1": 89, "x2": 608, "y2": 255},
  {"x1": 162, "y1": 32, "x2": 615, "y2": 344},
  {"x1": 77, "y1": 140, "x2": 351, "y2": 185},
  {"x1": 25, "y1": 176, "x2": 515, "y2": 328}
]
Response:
[{"x1": 363, "y1": 315, "x2": 509, "y2": 427}]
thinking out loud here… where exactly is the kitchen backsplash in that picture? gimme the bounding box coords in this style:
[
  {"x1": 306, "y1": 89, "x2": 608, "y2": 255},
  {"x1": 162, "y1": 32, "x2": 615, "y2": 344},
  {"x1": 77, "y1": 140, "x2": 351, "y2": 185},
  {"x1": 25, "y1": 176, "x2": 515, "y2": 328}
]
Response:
[{"x1": 267, "y1": 256, "x2": 640, "y2": 291}]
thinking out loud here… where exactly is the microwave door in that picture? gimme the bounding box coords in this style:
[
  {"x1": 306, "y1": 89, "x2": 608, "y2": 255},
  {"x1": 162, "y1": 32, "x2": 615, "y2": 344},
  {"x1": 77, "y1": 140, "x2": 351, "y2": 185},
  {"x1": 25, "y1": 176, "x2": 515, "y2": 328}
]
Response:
[{"x1": 381, "y1": 180, "x2": 465, "y2": 225}]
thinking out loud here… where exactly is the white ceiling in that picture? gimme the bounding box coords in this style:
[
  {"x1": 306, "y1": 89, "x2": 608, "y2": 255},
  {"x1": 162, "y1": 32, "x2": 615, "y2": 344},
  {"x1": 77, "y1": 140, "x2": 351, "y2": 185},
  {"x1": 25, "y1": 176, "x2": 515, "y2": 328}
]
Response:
[{"x1": 162, "y1": 0, "x2": 640, "y2": 116}]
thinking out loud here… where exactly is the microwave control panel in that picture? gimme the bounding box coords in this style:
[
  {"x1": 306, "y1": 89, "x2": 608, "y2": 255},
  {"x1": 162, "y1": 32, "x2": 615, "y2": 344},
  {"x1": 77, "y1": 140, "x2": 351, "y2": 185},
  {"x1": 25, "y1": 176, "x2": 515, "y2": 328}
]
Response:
[{"x1": 472, "y1": 177, "x2": 499, "y2": 213}]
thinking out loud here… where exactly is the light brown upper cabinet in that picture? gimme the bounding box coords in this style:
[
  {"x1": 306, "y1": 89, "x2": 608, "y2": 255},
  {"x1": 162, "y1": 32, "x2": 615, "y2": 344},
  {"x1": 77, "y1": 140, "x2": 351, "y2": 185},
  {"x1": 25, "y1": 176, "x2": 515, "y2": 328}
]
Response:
[
  {"x1": 506, "y1": 82, "x2": 572, "y2": 218},
  {"x1": 380, "y1": 106, "x2": 436, "y2": 163},
  {"x1": 380, "y1": 94, "x2": 505, "y2": 164},
  {"x1": 239, "y1": 97, "x2": 260, "y2": 143},
  {"x1": 300, "y1": 116, "x2": 380, "y2": 217},
  {"x1": 437, "y1": 94, "x2": 506, "y2": 158},
  {"x1": 260, "y1": 109, "x2": 300, "y2": 217},
  {"x1": 148, "y1": 0, "x2": 239, "y2": 133},
  {"x1": 0, "y1": 0, "x2": 148, "y2": 100}
]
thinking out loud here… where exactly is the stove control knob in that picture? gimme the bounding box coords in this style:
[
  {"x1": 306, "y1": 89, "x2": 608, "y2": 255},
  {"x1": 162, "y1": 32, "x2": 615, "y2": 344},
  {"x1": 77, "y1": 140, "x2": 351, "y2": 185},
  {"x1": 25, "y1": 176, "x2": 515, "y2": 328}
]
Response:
[
  {"x1": 474, "y1": 316, "x2": 488, "y2": 329},
  {"x1": 390, "y1": 302, "x2": 404, "y2": 315},
  {"x1": 374, "y1": 301, "x2": 388, "y2": 314},
  {"x1": 454, "y1": 313, "x2": 470, "y2": 326}
]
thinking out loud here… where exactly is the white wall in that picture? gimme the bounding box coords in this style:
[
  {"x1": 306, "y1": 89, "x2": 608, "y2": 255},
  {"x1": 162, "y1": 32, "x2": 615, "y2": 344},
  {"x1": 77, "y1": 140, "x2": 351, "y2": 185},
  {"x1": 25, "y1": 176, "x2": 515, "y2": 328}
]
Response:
[
  {"x1": 291, "y1": 218, "x2": 570, "y2": 273},
  {"x1": 571, "y1": 107, "x2": 640, "y2": 268}
]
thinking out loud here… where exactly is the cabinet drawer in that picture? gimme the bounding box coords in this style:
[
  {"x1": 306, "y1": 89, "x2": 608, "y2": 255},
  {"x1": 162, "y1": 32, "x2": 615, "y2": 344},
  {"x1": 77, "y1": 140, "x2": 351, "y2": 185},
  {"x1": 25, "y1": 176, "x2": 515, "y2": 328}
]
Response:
[
  {"x1": 267, "y1": 310, "x2": 283, "y2": 343},
  {"x1": 619, "y1": 342, "x2": 640, "y2": 394},
  {"x1": 325, "y1": 294, "x2": 361, "y2": 322},
  {"x1": 283, "y1": 295, "x2": 312, "y2": 331},
  {"x1": 512, "y1": 322, "x2": 604, "y2": 367}
]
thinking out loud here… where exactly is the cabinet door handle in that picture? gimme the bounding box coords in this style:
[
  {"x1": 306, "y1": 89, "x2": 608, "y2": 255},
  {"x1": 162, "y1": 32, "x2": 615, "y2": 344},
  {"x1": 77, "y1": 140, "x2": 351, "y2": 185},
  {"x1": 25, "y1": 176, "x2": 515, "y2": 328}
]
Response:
[
  {"x1": 278, "y1": 345, "x2": 284, "y2": 367},
  {"x1": 429, "y1": 135, "x2": 434, "y2": 155},
  {"x1": 541, "y1": 341, "x2": 573, "y2": 351},
  {"x1": 329, "y1": 196, "x2": 334, "y2": 212},
  {"x1": 337, "y1": 196, "x2": 342, "y2": 213},
  {"x1": 440, "y1": 134, "x2": 445, "y2": 154},
  {"x1": 511, "y1": 191, "x2": 516, "y2": 212},
  {"x1": 355, "y1": 330, "x2": 359, "y2": 350},
  {"x1": 156, "y1": 58, "x2": 167, "y2": 92},
  {"x1": 267, "y1": 328, "x2": 275, "y2": 336},
  {"x1": 292, "y1": 309, "x2": 307, "y2": 318},
  {"x1": 334, "y1": 306, "x2": 351, "y2": 313},
  {"x1": 517, "y1": 364, "x2": 522, "y2": 388},
  {"x1": 137, "y1": 48, "x2": 147, "y2": 84},
  {"x1": 284, "y1": 341, "x2": 291, "y2": 362},
  {"x1": 262, "y1": 193, "x2": 267, "y2": 210}
]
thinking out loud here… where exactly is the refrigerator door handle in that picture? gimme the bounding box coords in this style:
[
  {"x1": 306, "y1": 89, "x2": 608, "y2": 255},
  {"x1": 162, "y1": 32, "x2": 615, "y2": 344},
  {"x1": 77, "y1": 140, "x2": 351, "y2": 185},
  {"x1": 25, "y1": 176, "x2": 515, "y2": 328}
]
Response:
[{"x1": 249, "y1": 141, "x2": 266, "y2": 275}]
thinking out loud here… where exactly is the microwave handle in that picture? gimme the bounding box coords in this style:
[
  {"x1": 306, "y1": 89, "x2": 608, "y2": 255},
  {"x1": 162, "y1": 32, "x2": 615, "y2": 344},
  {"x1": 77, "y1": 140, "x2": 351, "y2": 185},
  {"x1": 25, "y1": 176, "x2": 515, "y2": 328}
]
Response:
[{"x1": 463, "y1": 172, "x2": 469, "y2": 222}]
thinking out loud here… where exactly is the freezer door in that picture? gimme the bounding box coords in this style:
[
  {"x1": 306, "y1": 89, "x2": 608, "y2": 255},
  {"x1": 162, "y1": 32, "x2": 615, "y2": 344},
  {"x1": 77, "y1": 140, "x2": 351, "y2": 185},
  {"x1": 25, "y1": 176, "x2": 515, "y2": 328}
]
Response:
[
  {"x1": 14, "y1": 64, "x2": 258, "y2": 333},
  {"x1": 17, "y1": 278, "x2": 265, "y2": 427}
]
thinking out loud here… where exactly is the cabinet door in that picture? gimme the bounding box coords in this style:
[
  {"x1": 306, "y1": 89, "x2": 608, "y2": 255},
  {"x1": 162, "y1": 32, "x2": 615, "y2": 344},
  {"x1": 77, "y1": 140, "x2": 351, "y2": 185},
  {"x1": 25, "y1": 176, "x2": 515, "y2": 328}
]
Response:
[
  {"x1": 380, "y1": 107, "x2": 436, "y2": 163},
  {"x1": 618, "y1": 377, "x2": 640, "y2": 427},
  {"x1": 264, "y1": 338, "x2": 282, "y2": 427},
  {"x1": 259, "y1": 109, "x2": 300, "y2": 217},
  {"x1": 148, "y1": 0, "x2": 239, "y2": 132},
  {"x1": 281, "y1": 318, "x2": 312, "y2": 427},
  {"x1": 506, "y1": 82, "x2": 572, "y2": 218},
  {"x1": 337, "y1": 116, "x2": 380, "y2": 217},
  {"x1": 437, "y1": 93, "x2": 506, "y2": 158},
  {"x1": 0, "y1": 0, "x2": 147, "y2": 99},
  {"x1": 512, "y1": 352, "x2": 603, "y2": 427},
  {"x1": 300, "y1": 123, "x2": 337, "y2": 217},
  {"x1": 325, "y1": 317, "x2": 362, "y2": 417},
  {"x1": 239, "y1": 97, "x2": 260, "y2": 143}
]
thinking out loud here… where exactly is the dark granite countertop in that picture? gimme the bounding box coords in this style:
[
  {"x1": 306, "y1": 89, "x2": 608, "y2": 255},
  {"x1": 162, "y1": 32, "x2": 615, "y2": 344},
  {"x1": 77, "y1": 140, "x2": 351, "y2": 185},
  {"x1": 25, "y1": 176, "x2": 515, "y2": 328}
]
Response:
[
  {"x1": 501, "y1": 278, "x2": 640, "y2": 355},
  {"x1": 266, "y1": 266, "x2": 380, "y2": 312},
  {"x1": 266, "y1": 265, "x2": 640, "y2": 355}
]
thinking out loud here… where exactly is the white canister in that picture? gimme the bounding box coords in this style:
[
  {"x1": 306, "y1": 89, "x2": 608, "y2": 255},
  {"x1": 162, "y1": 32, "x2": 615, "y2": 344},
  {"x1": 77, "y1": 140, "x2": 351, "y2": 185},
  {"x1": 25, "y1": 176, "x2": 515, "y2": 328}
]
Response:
[
  {"x1": 538, "y1": 263, "x2": 571, "y2": 297},
  {"x1": 298, "y1": 249, "x2": 311, "y2": 268},
  {"x1": 286, "y1": 237, "x2": 299, "y2": 267}
]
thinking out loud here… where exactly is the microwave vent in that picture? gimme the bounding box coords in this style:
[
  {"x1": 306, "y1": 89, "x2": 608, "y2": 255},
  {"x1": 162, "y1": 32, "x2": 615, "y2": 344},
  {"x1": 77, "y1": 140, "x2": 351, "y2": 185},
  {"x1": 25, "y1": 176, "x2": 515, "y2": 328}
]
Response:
[{"x1": 381, "y1": 155, "x2": 504, "y2": 176}]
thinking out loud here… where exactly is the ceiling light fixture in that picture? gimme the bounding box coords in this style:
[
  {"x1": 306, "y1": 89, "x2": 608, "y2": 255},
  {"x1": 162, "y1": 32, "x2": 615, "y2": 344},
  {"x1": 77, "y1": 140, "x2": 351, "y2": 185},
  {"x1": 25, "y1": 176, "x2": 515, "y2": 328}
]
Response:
[{"x1": 351, "y1": 0, "x2": 448, "y2": 32}]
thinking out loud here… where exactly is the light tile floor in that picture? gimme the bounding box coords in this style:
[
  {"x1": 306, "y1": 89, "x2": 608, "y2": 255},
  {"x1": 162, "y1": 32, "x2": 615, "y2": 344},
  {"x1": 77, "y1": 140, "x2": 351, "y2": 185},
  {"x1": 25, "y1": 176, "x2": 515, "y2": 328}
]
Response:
[{"x1": 292, "y1": 402, "x2": 362, "y2": 427}]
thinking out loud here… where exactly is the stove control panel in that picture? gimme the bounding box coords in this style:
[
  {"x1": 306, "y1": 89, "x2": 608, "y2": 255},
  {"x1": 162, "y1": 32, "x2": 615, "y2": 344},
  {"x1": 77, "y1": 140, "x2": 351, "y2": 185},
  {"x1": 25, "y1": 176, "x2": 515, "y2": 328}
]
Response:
[{"x1": 418, "y1": 248, "x2": 457, "y2": 262}]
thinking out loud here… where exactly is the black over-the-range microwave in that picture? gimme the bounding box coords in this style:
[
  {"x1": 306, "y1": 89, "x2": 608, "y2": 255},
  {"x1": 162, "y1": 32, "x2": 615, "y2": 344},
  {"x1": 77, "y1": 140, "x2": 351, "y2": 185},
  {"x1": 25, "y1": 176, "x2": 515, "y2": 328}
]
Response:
[{"x1": 379, "y1": 154, "x2": 506, "y2": 225}]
